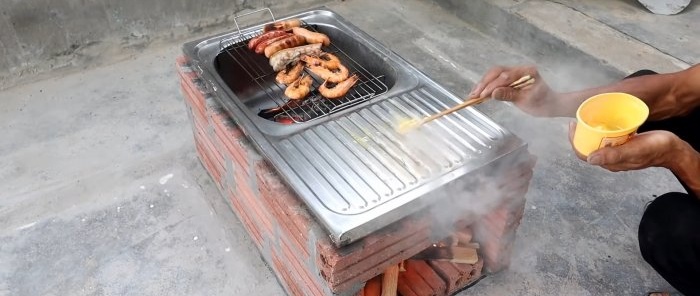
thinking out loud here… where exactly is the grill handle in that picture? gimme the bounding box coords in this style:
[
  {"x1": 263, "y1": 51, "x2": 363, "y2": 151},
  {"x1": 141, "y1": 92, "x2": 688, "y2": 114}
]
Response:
[{"x1": 233, "y1": 8, "x2": 276, "y2": 36}]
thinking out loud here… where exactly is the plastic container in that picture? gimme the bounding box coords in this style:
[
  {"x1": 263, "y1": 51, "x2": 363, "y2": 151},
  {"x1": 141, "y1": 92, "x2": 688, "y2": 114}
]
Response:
[{"x1": 573, "y1": 92, "x2": 649, "y2": 156}]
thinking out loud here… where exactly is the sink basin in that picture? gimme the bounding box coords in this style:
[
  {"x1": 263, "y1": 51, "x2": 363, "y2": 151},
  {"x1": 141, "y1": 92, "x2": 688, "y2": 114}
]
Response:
[{"x1": 214, "y1": 23, "x2": 400, "y2": 124}]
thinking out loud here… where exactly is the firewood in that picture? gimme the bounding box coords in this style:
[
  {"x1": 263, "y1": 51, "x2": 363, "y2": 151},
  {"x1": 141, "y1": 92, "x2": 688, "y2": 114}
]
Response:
[
  {"x1": 450, "y1": 234, "x2": 459, "y2": 247},
  {"x1": 455, "y1": 228, "x2": 473, "y2": 244},
  {"x1": 381, "y1": 265, "x2": 400, "y2": 296},
  {"x1": 412, "y1": 246, "x2": 479, "y2": 264},
  {"x1": 464, "y1": 242, "x2": 480, "y2": 249}
]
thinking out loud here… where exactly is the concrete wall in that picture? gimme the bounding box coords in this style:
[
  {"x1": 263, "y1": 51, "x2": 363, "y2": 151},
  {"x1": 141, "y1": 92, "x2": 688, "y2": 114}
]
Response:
[{"x1": 0, "y1": 0, "x2": 331, "y2": 90}]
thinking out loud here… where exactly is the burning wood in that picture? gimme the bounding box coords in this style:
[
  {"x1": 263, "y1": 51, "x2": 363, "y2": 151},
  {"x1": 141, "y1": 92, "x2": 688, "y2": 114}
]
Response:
[
  {"x1": 381, "y1": 265, "x2": 400, "y2": 296},
  {"x1": 411, "y1": 246, "x2": 479, "y2": 264},
  {"x1": 363, "y1": 275, "x2": 382, "y2": 296},
  {"x1": 455, "y1": 228, "x2": 473, "y2": 245}
]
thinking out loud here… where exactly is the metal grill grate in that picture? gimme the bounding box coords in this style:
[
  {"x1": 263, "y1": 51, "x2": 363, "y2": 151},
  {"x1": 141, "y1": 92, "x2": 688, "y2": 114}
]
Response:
[{"x1": 218, "y1": 22, "x2": 390, "y2": 123}]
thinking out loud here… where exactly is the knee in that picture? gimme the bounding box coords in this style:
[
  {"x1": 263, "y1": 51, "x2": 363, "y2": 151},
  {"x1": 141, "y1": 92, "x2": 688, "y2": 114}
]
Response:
[
  {"x1": 638, "y1": 192, "x2": 696, "y2": 255},
  {"x1": 626, "y1": 69, "x2": 658, "y2": 79}
]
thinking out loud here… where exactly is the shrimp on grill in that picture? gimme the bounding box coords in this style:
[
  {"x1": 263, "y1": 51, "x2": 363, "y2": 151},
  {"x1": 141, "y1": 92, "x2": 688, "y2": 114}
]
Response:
[
  {"x1": 319, "y1": 74, "x2": 359, "y2": 99},
  {"x1": 284, "y1": 74, "x2": 314, "y2": 100},
  {"x1": 301, "y1": 53, "x2": 341, "y2": 69},
  {"x1": 306, "y1": 63, "x2": 349, "y2": 83},
  {"x1": 275, "y1": 62, "x2": 305, "y2": 85}
]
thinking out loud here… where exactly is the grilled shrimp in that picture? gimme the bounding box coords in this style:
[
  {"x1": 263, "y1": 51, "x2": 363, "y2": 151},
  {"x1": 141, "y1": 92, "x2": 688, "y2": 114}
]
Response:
[
  {"x1": 301, "y1": 53, "x2": 340, "y2": 69},
  {"x1": 319, "y1": 74, "x2": 359, "y2": 99},
  {"x1": 285, "y1": 74, "x2": 313, "y2": 100},
  {"x1": 275, "y1": 62, "x2": 305, "y2": 85},
  {"x1": 306, "y1": 63, "x2": 349, "y2": 83}
]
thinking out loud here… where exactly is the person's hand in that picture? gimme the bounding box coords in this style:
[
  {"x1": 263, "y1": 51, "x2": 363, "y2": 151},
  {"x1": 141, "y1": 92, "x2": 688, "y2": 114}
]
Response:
[
  {"x1": 567, "y1": 122, "x2": 681, "y2": 172},
  {"x1": 469, "y1": 65, "x2": 557, "y2": 117}
]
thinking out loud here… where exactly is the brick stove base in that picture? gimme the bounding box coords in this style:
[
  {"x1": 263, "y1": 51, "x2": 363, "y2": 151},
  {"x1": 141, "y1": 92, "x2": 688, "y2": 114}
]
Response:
[{"x1": 177, "y1": 56, "x2": 529, "y2": 296}]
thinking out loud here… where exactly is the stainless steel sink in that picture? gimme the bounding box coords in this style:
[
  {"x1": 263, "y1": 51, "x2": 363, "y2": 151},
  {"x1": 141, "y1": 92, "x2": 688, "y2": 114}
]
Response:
[{"x1": 183, "y1": 7, "x2": 528, "y2": 246}]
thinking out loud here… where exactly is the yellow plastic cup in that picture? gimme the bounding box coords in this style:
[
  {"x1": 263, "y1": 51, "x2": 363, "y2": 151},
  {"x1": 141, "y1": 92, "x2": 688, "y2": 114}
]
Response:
[{"x1": 573, "y1": 92, "x2": 649, "y2": 157}]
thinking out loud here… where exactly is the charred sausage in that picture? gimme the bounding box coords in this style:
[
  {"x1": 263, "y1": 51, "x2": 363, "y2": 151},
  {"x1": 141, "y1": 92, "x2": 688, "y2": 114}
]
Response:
[
  {"x1": 264, "y1": 35, "x2": 306, "y2": 58},
  {"x1": 248, "y1": 30, "x2": 288, "y2": 50},
  {"x1": 263, "y1": 19, "x2": 302, "y2": 32},
  {"x1": 254, "y1": 33, "x2": 291, "y2": 54}
]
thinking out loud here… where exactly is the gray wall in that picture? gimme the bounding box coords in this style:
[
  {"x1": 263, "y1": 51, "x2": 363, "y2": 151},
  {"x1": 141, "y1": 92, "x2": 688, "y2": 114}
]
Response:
[{"x1": 0, "y1": 0, "x2": 331, "y2": 89}]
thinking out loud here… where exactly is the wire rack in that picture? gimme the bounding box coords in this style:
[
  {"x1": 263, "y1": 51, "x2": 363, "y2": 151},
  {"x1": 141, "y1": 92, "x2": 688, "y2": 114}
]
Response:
[{"x1": 218, "y1": 20, "x2": 389, "y2": 124}]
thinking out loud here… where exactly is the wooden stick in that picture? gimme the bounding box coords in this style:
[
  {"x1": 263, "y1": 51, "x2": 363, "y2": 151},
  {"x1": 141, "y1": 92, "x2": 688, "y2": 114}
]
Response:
[
  {"x1": 418, "y1": 96, "x2": 488, "y2": 125},
  {"x1": 420, "y1": 75, "x2": 533, "y2": 125},
  {"x1": 381, "y1": 265, "x2": 400, "y2": 296},
  {"x1": 412, "y1": 246, "x2": 479, "y2": 264},
  {"x1": 513, "y1": 78, "x2": 536, "y2": 89},
  {"x1": 509, "y1": 75, "x2": 532, "y2": 87},
  {"x1": 464, "y1": 242, "x2": 480, "y2": 249},
  {"x1": 397, "y1": 75, "x2": 534, "y2": 134}
]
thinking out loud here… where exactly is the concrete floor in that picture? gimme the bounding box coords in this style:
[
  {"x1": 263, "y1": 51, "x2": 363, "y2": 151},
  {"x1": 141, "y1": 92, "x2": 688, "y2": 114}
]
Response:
[{"x1": 0, "y1": 0, "x2": 690, "y2": 295}]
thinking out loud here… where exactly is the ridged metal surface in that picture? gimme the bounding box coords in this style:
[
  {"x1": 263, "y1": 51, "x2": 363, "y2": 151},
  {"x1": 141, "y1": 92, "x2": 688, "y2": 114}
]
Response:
[{"x1": 274, "y1": 87, "x2": 506, "y2": 215}]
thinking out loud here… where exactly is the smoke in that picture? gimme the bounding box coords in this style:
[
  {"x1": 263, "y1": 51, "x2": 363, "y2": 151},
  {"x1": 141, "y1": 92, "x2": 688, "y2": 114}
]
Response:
[
  {"x1": 387, "y1": 108, "x2": 536, "y2": 241},
  {"x1": 385, "y1": 60, "x2": 628, "y2": 266},
  {"x1": 540, "y1": 58, "x2": 623, "y2": 94}
]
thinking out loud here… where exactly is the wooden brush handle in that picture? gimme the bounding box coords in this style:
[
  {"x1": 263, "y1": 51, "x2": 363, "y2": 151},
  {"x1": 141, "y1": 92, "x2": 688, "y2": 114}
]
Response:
[{"x1": 422, "y1": 97, "x2": 488, "y2": 124}]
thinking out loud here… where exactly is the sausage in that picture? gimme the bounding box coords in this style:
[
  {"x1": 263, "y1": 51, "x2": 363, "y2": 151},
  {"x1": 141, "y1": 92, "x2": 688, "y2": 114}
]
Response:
[
  {"x1": 269, "y1": 43, "x2": 322, "y2": 71},
  {"x1": 254, "y1": 33, "x2": 291, "y2": 54},
  {"x1": 264, "y1": 35, "x2": 306, "y2": 58},
  {"x1": 292, "y1": 27, "x2": 330, "y2": 46},
  {"x1": 248, "y1": 30, "x2": 288, "y2": 50},
  {"x1": 263, "y1": 19, "x2": 302, "y2": 32}
]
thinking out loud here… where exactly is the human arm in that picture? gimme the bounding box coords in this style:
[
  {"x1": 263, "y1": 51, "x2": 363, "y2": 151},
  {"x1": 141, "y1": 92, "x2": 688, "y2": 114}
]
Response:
[{"x1": 470, "y1": 64, "x2": 700, "y2": 120}]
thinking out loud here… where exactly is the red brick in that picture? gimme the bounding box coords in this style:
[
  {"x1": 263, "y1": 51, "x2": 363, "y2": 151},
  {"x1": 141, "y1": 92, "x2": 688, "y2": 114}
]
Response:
[
  {"x1": 259, "y1": 185, "x2": 310, "y2": 259},
  {"x1": 212, "y1": 124, "x2": 249, "y2": 172},
  {"x1": 226, "y1": 188, "x2": 263, "y2": 248},
  {"x1": 331, "y1": 241, "x2": 431, "y2": 293},
  {"x1": 450, "y1": 262, "x2": 475, "y2": 293},
  {"x1": 277, "y1": 238, "x2": 324, "y2": 296},
  {"x1": 260, "y1": 184, "x2": 311, "y2": 253},
  {"x1": 194, "y1": 138, "x2": 223, "y2": 184},
  {"x1": 182, "y1": 85, "x2": 208, "y2": 125},
  {"x1": 400, "y1": 265, "x2": 435, "y2": 296},
  {"x1": 471, "y1": 258, "x2": 484, "y2": 279},
  {"x1": 397, "y1": 276, "x2": 420, "y2": 296},
  {"x1": 210, "y1": 110, "x2": 244, "y2": 139},
  {"x1": 232, "y1": 161, "x2": 273, "y2": 238},
  {"x1": 318, "y1": 215, "x2": 431, "y2": 271},
  {"x1": 255, "y1": 161, "x2": 315, "y2": 254},
  {"x1": 181, "y1": 82, "x2": 208, "y2": 119},
  {"x1": 193, "y1": 128, "x2": 225, "y2": 178},
  {"x1": 428, "y1": 260, "x2": 461, "y2": 293},
  {"x1": 405, "y1": 260, "x2": 446, "y2": 295},
  {"x1": 320, "y1": 226, "x2": 431, "y2": 286},
  {"x1": 475, "y1": 200, "x2": 525, "y2": 272},
  {"x1": 271, "y1": 249, "x2": 306, "y2": 296},
  {"x1": 175, "y1": 58, "x2": 199, "y2": 82}
]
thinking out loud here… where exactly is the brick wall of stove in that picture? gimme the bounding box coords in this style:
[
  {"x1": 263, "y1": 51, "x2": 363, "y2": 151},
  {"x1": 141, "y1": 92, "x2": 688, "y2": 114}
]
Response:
[{"x1": 176, "y1": 56, "x2": 528, "y2": 296}]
